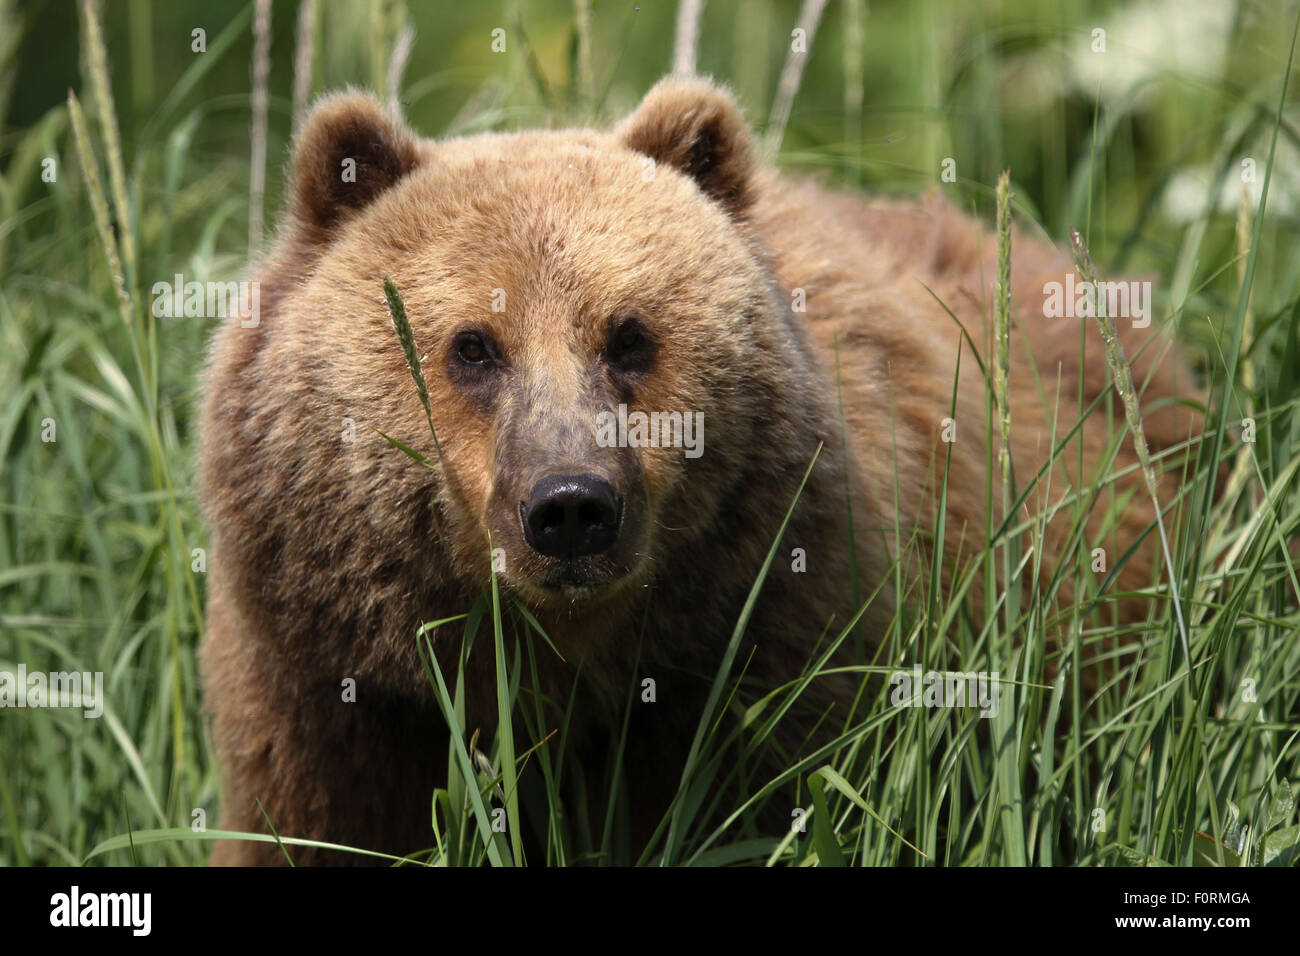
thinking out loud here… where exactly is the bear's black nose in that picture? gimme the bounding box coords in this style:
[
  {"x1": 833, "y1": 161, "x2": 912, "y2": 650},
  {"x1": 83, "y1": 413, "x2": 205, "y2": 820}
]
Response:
[{"x1": 521, "y1": 474, "x2": 620, "y2": 559}]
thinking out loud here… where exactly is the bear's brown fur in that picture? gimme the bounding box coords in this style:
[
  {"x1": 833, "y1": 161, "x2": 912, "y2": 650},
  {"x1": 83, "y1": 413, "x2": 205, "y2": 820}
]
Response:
[{"x1": 198, "y1": 78, "x2": 1203, "y2": 865}]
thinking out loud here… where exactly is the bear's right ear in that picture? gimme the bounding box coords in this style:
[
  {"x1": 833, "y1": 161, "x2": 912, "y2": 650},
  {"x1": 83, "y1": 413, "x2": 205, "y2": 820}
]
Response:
[
  {"x1": 289, "y1": 91, "x2": 421, "y2": 242},
  {"x1": 616, "y1": 78, "x2": 757, "y2": 218}
]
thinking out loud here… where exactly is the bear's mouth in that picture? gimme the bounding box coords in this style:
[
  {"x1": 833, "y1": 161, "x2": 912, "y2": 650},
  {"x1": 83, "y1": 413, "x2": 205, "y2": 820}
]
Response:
[
  {"x1": 537, "y1": 570, "x2": 606, "y2": 596},
  {"x1": 504, "y1": 558, "x2": 635, "y2": 608},
  {"x1": 533, "y1": 549, "x2": 628, "y2": 594},
  {"x1": 515, "y1": 547, "x2": 642, "y2": 606}
]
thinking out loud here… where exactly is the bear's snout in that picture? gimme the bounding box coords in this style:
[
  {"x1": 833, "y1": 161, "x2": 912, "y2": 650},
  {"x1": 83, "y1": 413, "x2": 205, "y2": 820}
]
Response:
[{"x1": 520, "y1": 473, "x2": 621, "y2": 559}]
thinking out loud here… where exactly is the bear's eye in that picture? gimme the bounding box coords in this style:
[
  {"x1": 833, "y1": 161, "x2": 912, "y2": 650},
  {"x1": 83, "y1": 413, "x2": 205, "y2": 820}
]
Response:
[
  {"x1": 606, "y1": 316, "x2": 654, "y2": 374},
  {"x1": 455, "y1": 333, "x2": 491, "y2": 366},
  {"x1": 616, "y1": 327, "x2": 642, "y2": 351},
  {"x1": 447, "y1": 328, "x2": 503, "y2": 405}
]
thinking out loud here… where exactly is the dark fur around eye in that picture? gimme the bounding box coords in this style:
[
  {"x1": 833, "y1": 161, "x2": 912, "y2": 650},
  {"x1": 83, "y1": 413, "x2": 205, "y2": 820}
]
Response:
[{"x1": 605, "y1": 315, "x2": 655, "y2": 376}]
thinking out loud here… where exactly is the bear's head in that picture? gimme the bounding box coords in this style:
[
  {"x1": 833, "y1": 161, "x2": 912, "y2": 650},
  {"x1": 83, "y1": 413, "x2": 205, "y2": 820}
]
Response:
[{"x1": 226, "y1": 78, "x2": 834, "y2": 625}]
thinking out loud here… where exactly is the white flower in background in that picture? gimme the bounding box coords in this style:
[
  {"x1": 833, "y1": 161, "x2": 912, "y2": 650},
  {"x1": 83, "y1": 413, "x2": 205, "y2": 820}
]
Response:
[
  {"x1": 1067, "y1": 0, "x2": 1234, "y2": 103},
  {"x1": 1162, "y1": 141, "x2": 1300, "y2": 224}
]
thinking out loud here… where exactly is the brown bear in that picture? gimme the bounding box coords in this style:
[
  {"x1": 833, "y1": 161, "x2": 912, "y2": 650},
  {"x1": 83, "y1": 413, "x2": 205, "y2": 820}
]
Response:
[{"x1": 198, "y1": 77, "x2": 1203, "y2": 865}]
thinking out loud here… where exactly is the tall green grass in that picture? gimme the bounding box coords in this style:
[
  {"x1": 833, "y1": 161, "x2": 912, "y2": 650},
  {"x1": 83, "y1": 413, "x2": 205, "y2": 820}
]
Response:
[{"x1": 2, "y1": 0, "x2": 1298, "y2": 866}]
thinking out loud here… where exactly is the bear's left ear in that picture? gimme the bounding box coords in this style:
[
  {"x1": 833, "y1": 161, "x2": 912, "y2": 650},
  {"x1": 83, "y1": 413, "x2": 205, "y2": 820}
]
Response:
[
  {"x1": 616, "y1": 78, "x2": 756, "y2": 217},
  {"x1": 288, "y1": 90, "x2": 421, "y2": 244}
]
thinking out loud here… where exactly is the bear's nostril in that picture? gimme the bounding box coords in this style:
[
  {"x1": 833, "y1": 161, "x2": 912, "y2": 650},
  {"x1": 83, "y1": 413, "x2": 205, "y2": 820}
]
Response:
[
  {"x1": 521, "y1": 474, "x2": 620, "y2": 560},
  {"x1": 578, "y1": 500, "x2": 604, "y2": 527}
]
